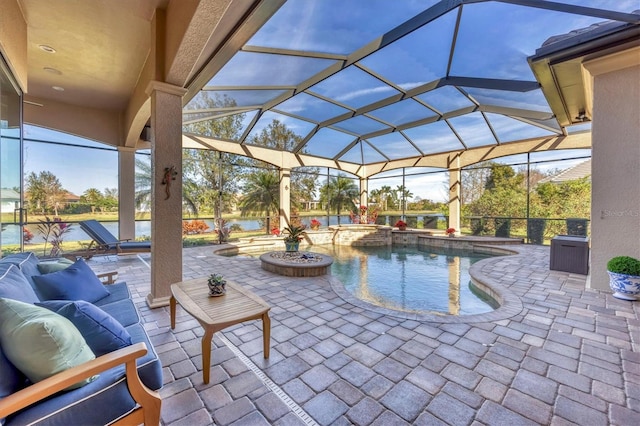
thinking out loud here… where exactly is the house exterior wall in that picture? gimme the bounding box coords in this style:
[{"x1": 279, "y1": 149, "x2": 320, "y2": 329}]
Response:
[{"x1": 585, "y1": 49, "x2": 640, "y2": 291}]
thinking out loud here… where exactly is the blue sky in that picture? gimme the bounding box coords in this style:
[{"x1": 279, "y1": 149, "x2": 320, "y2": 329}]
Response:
[{"x1": 24, "y1": 125, "x2": 119, "y2": 196}]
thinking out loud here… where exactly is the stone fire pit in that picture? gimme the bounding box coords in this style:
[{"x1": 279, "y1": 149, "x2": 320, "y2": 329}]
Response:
[{"x1": 259, "y1": 251, "x2": 333, "y2": 277}]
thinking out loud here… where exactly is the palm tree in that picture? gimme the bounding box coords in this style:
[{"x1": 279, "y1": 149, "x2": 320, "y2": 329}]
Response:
[
  {"x1": 134, "y1": 158, "x2": 152, "y2": 211},
  {"x1": 239, "y1": 170, "x2": 280, "y2": 231},
  {"x1": 320, "y1": 175, "x2": 359, "y2": 224},
  {"x1": 81, "y1": 188, "x2": 103, "y2": 213}
]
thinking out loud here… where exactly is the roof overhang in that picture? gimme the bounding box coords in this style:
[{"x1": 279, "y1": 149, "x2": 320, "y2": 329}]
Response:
[{"x1": 528, "y1": 13, "x2": 640, "y2": 128}]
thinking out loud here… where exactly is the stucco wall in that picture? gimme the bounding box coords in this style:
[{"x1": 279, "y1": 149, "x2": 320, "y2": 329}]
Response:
[
  {"x1": 588, "y1": 61, "x2": 640, "y2": 291},
  {"x1": 0, "y1": 0, "x2": 27, "y2": 91}
]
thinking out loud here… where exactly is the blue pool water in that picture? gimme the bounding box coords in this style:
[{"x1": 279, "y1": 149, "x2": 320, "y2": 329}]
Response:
[{"x1": 227, "y1": 244, "x2": 498, "y2": 316}]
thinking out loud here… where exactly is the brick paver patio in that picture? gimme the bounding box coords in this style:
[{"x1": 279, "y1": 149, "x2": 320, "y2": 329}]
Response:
[{"x1": 87, "y1": 244, "x2": 639, "y2": 425}]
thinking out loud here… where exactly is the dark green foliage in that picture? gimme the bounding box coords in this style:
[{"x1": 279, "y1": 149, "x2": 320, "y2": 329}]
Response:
[
  {"x1": 566, "y1": 218, "x2": 588, "y2": 236},
  {"x1": 607, "y1": 256, "x2": 640, "y2": 276},
  {"x1": 470, "y1": 217, "x2": 486, "y2": 235},
  {"x1": 527, "y1": 218, "x2": 546, "y2": 244},
  {"x1": 494, "y1": 218, "x2": 511, "y2": 238}
]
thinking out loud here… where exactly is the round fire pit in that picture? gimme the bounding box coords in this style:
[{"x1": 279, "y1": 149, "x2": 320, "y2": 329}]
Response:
[{"x1": 259, "y1": 251, "x2": 333, "y2": 277}]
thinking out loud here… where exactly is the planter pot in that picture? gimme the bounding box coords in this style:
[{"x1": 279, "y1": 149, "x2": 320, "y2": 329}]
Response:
[
  {"x1": 607, "y1": 271, "x2": 640, "y2": 301},
  {"x1": 208, "y1": 281, "x2": 226, "y2": 297},
  {"x1": 448, "y1": 233, "x2": 455, "y2": 238},
  {"x1": 398, "y1": 226, "x2": 407, "y2": 231},
  {"x1": 285, "y1": 241, "x2": 300, "y2": 252}
]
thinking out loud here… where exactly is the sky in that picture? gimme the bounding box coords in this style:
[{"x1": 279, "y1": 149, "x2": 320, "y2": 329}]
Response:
[
  {"x1": 18, "y1": 0, "x2": 621, "y2": 202},
  {"x1": 23, "y1": 125, "x2": 120, "y2": 196}
]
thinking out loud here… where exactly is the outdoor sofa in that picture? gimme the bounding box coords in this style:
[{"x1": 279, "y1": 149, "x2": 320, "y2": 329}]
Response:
[{"x1": 0, "y1": 252, "x2": 162, "y2": 425}]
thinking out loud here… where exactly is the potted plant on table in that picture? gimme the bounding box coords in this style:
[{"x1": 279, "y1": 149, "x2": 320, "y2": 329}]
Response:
[
  {"x1": 607, "y1": 256, "x2": 640, "y2": 300},
  {"x1": 282, "y1": 224, "x2": 306, "y2": 252},
  {"x1": 446, "y1": 227, "x2": 456, "y2": 238},
  {"x1": 207, "y1": 274, "x2": 227, "y2": 297},
  {"x1": 395, "y1": 220, "x2": 407, "y2": 231}
]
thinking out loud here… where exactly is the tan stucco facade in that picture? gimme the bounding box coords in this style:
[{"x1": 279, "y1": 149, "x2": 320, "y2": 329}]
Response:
[{"x1": 584, "y1": 48, "x2": 640, "y2": 291}]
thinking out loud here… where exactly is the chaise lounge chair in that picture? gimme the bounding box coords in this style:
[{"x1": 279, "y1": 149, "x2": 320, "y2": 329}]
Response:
[{"x1": 79, "y1": 220, "x2": 151, "y2": 256}]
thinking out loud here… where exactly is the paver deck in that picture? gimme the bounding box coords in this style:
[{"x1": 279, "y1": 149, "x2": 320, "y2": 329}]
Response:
[{"x1": 87, "y1": 244, "x2": 639, "y2": 425}]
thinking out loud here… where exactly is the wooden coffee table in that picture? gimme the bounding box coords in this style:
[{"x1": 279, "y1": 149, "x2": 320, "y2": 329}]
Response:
[{"x1": 170, "y1": 278, "x2": 271, "y2": 384}]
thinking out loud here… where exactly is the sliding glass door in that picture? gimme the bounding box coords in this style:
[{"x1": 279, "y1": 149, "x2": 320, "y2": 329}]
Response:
[{"x1": 0, "y1": 56, "x2": 23, "y2": 254}]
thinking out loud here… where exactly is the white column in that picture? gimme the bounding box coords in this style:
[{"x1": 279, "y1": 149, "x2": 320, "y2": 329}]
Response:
[
  {"x1": 448, "y1": 157, "x2": 461, "y2": 235},
  {"x1": 145, "y1": 81, "x2": 187, "y2": 308},
  {"x1": 117, "y1": 147, "x2": 136, "y2": 241},
  {"x1": 279, "y1": 168, "x2": 291, "y2": 228},
  {"x1": 584, "y1": 50, "x2": 640, "y2": 291}
]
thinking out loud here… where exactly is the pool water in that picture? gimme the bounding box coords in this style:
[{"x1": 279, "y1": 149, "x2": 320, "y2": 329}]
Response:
[
  {"x1": 224, "y1": 245, "x2": 499, "y2": 315},
  {"x1": 326, "y1": 245, "x2": 498, "y2": 315}
]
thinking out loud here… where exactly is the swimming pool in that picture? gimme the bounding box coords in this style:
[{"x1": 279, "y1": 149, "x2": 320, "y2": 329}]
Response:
[{"x1": 222, "y1": 244, "x2": 499, "y2": 316}]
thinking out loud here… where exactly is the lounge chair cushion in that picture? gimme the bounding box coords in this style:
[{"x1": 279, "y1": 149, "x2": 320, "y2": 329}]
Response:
[
  {"x1": 36, "y1": 300, "x2": 132, "y2": 356},
  {"x1": 32, "y1": 259, "x2": 110, "y2": 303},
  {"x1": 0, "y1": 298, "x2": 97, "y2": 389}
]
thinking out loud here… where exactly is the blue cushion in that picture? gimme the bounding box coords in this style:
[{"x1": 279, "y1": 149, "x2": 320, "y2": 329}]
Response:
[
  {"x1": 93, "y1": 282, "x2": 131, "y2": 307},
  {"x1": 1, "y1": 252, "x2": 42, "y2": 297},
  {"x1": 0, "y1": 345, "x2": 26, "y2": 425},
  {"x1": 32, "y1": 259, "x2": 110, "y2": 303},
  {"x1": 0, "y1": 263, "x2": 39, "y2": 303},
  {"x1": 98, "y1": 299, "x2": 140, "y2": 327},
  {"x1": 36, "y1": 300, "x2": 132, "y2": 357}
]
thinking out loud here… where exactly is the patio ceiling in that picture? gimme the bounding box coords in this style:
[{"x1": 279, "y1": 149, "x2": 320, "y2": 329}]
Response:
[{"x1": 183, "y1": 0, "x2": 639, "y2": 171}]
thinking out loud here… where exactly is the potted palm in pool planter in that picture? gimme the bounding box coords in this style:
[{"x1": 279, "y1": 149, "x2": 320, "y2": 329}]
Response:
[
  {"x1": 607, "y1": 256, "x2": 640, "y2": 301},
  {"x1": 282, "y1": 224, "x2": 306, "y2": 252}
]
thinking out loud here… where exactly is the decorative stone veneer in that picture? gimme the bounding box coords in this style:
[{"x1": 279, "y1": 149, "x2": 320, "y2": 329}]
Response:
[
  {"x1": 329, "y1": 225, "x2": 392, "y2": 246},
  {"x1": 417, "y1": 235, "x2": 524, "y2": 252},
  {"x1": 259, "y1": 251, "x2": 333, "y2": 277}
]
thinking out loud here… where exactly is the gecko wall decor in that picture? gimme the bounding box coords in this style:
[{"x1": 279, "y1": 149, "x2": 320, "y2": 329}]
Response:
[{"x1": 161, "y1": 166, "x2": 178, "y2": 200}]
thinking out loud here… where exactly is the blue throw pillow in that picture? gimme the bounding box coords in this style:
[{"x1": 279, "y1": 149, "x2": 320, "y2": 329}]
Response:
[
  {"x1": 37, "y1": 300, "x2": 132, "y2": 356},
  {"x1": 0, "y1": 263, "x2": 40, "y2": 303},
  {"x1": 32, "y1": 259, "x2": 110, "y2": 303}
]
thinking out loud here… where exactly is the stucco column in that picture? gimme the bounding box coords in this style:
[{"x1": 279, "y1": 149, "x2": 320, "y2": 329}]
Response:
[
  {"x1": 145, "y1": 81, "x2": 187, "y2": 308},
  {"x1": 448, "y1": 157, "x2": 461, "y2": 235},
  {"x1": 359, "y1": 177, "x2": 368, "y2": 223},
  {"x1": 279, "y1": 168, "x2": 291, "y2": 228},
  {"x1": 117, "y1": 147, "x2": 136, "y2": 241},
  {"x1": 583, "y1": 49, "x2": 640, "y2": 292}
]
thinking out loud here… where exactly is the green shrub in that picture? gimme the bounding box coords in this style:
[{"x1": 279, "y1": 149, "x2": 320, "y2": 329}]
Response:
[{"x1": 607, "y1": 256, "x2": 640, "y2": 276}]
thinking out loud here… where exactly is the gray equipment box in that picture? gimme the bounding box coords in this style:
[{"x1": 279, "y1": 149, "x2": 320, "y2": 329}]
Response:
[{"x1": 550, "y1": 235, "x2": 589, "y2": 275}]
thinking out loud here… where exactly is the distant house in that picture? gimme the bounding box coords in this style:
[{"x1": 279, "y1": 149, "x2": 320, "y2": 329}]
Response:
[
  {"x1": 540, "y1": 159, "x2": 591, "y2": 184},
  {"x1": 0, "y1": 188, "x2": 20, "y2": 213},
  {"x1": 64, "y1": 191, "x2": 81, "y2": 204}
]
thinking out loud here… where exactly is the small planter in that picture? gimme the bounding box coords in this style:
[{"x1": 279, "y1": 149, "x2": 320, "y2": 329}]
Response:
[
  {"x1": 207, "y1": 274, "x2": 226, "y2": 297},
  {"x1": 397, "y1": 226, "x2": 407, "y2": 231},
  {"x1": 285, "y1": 241, "x2": 300, "y2": 252},
  {"x1": 607, "y1": 271, "x2": 640, "y2": 301},
  {"x1": 448, "y1": 233, "x2": 455, "y2": 238}
]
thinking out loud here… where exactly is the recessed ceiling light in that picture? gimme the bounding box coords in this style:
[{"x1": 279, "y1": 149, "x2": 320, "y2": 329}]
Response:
[
  {"x1": 43, "y1": 67, "x2": 62, "y2": 75},
  {"x1": 38, "y1": 45, "x2": 56, "y2": 53},
  {"x1": 52, "y1": 86, "x2": 65, "y2": 91}
]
